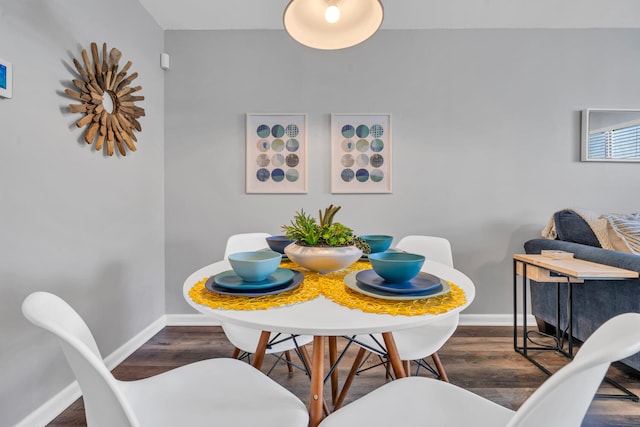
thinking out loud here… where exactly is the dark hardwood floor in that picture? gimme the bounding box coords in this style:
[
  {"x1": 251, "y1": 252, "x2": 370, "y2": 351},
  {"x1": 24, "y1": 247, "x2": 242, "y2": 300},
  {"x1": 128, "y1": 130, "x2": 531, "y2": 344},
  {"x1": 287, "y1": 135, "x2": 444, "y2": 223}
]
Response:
[{"x1": 48, "y1": 326, "x2": 640, "y2": 426}]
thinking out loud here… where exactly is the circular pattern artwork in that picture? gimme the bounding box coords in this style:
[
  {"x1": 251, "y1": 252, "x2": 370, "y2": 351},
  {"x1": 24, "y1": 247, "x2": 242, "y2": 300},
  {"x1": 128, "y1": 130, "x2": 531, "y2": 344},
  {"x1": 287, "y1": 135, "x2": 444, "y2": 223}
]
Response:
[
  {"x1": 333, "y1": 115, "x2": 391, "y2": 193},
  {"x1": 65, "y1": 42, "x2": 145, "y2": 156},
  {"x1": 253, "y1": 123, "x2": 300, "y2": 183},
  {"x1": 246, "y1": 115, "x2": 306, "y2": 193}
]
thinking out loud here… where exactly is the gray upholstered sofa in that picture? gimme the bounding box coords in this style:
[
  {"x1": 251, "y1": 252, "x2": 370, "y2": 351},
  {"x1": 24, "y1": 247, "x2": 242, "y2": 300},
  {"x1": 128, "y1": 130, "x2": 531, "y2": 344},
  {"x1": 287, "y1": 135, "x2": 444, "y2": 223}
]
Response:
[{"x1": 524, "y1": 210, "x2": 640, "y2": 372}]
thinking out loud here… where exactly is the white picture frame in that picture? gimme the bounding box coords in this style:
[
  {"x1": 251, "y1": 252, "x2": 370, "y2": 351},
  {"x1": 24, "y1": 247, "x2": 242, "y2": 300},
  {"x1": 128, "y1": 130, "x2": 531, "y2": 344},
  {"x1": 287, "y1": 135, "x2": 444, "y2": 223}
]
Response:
[
  {"x1": 0, "y1": 58, "x2": 13, "y2": 99},
  {"x1": 246, "y1": 114, "x2": 307, "y2": 193},
  {"x1": 331, "y1": 113, "x2": 392, "y2": 193}
]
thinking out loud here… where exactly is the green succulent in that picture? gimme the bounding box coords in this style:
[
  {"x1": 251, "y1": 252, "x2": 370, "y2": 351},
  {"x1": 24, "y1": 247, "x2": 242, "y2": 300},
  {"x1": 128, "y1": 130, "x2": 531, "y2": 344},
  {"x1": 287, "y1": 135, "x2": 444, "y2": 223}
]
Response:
[
  {"x1": 318, "y1": 204, "x2": 342, "y2": 228},
  {"x1": 352, "y1": 236, "x2": 371, "y2": 254},
  {"x1": 281, "y1": 205, "x2": 371, "y2": 254},
  {"x1": 282, "y1": 209, "x2": 320, "y2": 246}
]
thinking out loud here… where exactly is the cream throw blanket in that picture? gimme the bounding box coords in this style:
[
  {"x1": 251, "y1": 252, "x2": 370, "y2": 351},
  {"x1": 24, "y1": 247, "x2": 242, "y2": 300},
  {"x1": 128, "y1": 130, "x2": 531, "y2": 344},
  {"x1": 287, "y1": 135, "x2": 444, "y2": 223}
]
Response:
[
  {"x1": 601, "y1": 212, "x2": 640, "y2": 255},
  {"x1": 542, "y1": 209, "x2": 640, "y2": 255}
]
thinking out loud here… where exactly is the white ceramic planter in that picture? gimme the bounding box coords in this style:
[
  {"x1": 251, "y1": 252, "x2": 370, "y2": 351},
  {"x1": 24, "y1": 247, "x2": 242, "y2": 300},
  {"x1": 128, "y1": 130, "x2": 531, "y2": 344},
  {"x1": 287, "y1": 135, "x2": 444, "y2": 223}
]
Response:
[{"x1": 284, "y1": 243, "x2": 362, "y2": 273}]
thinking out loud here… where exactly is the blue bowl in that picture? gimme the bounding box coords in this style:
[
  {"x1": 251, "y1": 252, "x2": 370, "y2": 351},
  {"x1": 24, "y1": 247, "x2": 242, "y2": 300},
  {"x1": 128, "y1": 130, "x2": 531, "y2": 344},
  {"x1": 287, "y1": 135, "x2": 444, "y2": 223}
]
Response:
[
  {"x1": 266, "y1": 236, "x2": 296, "y2": 254},
  {"x1": 228, "y1": 251, "x2": 282, "y2": 282},
  {"x1": 368, "y1": 252, "x2": 425, "y2": 283},
  {"x1": 359, "y1": 235, "x2": 393, "y2": 253}
]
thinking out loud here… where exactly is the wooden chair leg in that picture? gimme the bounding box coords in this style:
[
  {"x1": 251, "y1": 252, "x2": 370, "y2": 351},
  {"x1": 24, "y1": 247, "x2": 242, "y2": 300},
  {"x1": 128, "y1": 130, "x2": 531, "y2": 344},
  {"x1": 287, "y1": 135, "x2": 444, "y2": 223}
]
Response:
[
  {"x1": 285, "y1": 350, "x2": 293, "y2": 373},
  {"x1": 385, "y1": 357, "x2": 392, "y2": 379},
  {"x1": 232, "y1": 347, "x2": 240, "y2": 359},
  {"x1": 334, "y1": 347, "x2": 368, "y2": 410},
  {"x1": 323, "y1": 400, "x2": 331, "y2": 416},
  {"x1": 252, "y1": 331, "x2": 270, "y2": 370},
  {"x1": 299, "y1": 345, "x2": 313, "y2": 375},
  {"x1": 431, "y1": 352, "x2": 449, "y2": 382},
  {"x1": 403, "y1": 360, "x2": 410, "y2": 376},
  {"x1": 382, "y1": 332, "x2": 407, "y2": 379}
]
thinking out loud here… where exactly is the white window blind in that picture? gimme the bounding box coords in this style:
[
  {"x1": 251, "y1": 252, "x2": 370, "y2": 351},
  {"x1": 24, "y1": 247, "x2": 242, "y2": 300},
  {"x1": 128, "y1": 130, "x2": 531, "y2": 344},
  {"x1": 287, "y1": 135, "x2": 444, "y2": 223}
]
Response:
[{"x1": 588, "y1": 124, "x2": 640, "y2": 159}]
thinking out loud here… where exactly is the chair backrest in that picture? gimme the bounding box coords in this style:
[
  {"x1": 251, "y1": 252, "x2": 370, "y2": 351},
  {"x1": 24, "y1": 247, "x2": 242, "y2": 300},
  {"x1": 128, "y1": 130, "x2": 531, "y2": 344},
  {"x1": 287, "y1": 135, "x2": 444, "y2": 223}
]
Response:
[
  {"x1": 507, "y1": 312, "x2": 640, "y2": 427},
  {"x1": 395, "y1": 235, "x2": 454, "y2": 267},
  {"x1": 223, "y1": 232, "x2": 272, "y2": 260},
  {"x1": 22, "y1": 292, "x2": 140, "y2": 427}
]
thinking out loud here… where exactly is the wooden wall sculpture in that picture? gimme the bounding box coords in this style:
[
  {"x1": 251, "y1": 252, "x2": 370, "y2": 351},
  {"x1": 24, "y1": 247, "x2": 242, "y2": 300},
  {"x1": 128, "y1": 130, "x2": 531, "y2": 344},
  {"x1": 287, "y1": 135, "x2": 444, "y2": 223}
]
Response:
[{"x1": 65, "y1": 42, "x2": 145, "y2": 156}]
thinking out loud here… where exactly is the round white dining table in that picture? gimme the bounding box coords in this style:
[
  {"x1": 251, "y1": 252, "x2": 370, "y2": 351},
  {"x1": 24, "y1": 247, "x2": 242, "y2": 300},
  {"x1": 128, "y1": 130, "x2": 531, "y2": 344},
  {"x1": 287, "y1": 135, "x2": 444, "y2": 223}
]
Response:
[{"x1": 183, "y1": 259, "x2": 475, "y2": 427}]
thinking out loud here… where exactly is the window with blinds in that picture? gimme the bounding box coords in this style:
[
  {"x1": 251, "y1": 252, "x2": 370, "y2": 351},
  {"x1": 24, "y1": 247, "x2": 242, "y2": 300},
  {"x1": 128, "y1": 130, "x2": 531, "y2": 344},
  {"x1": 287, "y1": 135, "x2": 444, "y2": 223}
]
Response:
[{"x1": 588, "y1": 124, "x2": 640, "y2": 160}]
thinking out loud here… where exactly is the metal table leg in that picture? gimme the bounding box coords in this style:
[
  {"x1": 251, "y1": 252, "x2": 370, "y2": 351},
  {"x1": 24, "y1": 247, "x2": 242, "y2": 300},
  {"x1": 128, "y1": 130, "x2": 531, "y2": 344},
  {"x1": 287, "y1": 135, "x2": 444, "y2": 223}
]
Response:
[{"x1": 513, "y1": 259, "x2": 638, "y2": 401}]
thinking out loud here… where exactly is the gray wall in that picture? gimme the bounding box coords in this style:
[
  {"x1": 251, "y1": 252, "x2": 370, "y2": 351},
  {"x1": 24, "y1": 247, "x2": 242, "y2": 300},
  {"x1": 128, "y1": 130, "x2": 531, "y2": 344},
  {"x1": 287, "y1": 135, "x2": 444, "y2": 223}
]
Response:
[
  {"x1": 165, "y1": 29, "x2": 640, "y2": 315},
  {"x1": 5, "y1": 10, "x2": 640, "y2": 424},
  {"x1": 0, "y1": 1, "x2": 164, "y2": 425}
]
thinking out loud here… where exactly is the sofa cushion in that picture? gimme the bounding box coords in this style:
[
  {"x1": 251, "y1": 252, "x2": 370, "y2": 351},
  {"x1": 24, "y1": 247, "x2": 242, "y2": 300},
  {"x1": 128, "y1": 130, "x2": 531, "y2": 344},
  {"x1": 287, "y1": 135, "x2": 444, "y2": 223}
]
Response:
[{"x1": 554, "y1": 210, "x2": 601, "y2": 248}]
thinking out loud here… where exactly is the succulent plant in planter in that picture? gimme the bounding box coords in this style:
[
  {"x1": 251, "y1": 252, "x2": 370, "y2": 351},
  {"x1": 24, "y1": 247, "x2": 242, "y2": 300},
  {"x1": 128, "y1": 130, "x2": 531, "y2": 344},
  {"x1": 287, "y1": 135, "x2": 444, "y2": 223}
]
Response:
[
  {"x1": 282, "y1": 205, "x2": 370, "y2": 273},
  {"x1": 282, "y1": 205, "x2": 370, "y2": 252}
]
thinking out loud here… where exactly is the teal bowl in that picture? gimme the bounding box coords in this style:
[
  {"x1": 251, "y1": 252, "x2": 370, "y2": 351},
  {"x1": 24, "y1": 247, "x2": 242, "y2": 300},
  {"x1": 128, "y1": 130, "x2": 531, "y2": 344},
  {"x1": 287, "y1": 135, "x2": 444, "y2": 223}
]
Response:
[
  {"x1": 368, "y1": 252, "x2": 425, "y2": 283},
  {"x1": 266, "y1": 236, "x2": 296, "y2": 254},
  {"x1": 359, "y1": 235, "x2": 393, "y2": 253},
  {"x1": 228, "y1": 251, "x2": 282, "y2": 282}
]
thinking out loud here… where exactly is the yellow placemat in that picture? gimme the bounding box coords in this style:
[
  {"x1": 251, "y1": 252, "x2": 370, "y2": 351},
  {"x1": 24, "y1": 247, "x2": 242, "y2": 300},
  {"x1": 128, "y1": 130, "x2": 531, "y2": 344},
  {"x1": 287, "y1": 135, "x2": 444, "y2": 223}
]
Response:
[
  {"x1": 188, "y1": 260, "x2": 466, "y2": 315},
  {"x1": 322, "y1": 278, "x2": 466, "y2": 316}
]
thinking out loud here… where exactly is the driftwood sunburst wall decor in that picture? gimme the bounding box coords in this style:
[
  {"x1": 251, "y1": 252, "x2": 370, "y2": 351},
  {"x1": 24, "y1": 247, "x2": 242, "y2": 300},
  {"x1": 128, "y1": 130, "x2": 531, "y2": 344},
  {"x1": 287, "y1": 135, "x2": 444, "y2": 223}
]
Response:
[{"x1": 65, "y1": 42, "x2": 145, "y2": 156}]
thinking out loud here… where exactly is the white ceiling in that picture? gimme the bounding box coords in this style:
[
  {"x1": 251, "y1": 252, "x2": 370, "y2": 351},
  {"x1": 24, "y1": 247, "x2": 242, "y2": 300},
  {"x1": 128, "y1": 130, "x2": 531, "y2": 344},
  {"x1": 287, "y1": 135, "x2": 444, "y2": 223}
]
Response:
[{"x1": 138, "y1": 0, "x2": 640, "y2": 30}]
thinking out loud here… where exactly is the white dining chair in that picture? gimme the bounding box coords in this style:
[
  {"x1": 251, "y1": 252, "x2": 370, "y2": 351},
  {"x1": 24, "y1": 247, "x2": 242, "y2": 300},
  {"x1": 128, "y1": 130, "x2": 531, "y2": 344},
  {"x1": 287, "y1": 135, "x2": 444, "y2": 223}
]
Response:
[
  {"x1": 341, "y1": 235, "x2": 459, "y2": 391},
  {"x1": 223, "y1": 232, "x2": 313, "y2": 374},
  {"x1": 22, "y1": 292, "x2": 309, "y2": 427},
  {"x1": 321, "y1": 311, "x2": 640, "y2": 427},
  {"x1": 223, "y1": 232, "x2": 273, "y2": 259}
]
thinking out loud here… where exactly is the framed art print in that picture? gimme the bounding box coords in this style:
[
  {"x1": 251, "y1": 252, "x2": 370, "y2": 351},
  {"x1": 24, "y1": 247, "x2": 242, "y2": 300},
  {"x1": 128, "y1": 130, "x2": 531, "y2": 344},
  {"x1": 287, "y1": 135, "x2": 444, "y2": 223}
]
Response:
[
  {"x1": 246, "y1": 114, "x2": 307, "y2": 193},
  {"x1": 331, "y1": 114, "x2": 392, "y2": 193},
  {"x1": 0, "y1": 58, "x2": 13, "y2": 99}
]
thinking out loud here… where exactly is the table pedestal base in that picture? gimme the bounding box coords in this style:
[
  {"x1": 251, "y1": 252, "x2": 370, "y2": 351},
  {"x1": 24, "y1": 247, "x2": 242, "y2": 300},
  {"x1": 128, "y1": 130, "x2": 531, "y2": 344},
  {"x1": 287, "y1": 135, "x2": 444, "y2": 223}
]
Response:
[{"x1": 252, "y1": 330, "x2": 407, "y2": 427}]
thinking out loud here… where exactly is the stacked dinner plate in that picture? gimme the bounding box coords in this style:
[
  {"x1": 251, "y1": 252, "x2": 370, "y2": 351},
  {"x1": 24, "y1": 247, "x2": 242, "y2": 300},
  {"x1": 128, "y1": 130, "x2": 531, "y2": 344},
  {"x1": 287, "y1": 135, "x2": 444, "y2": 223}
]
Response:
[
  {"x1": 205, "y1": 267, "x2": 303, "y2": 297},
  {"x1": 344, "y1": 269, "x2": 450, "y2": 300}
]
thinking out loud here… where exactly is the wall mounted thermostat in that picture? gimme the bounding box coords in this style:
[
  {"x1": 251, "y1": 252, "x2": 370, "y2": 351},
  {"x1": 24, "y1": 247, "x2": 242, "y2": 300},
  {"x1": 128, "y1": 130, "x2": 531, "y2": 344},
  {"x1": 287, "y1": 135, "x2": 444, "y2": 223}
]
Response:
[{"x1": 0, "y1": 58, "x2": 13, "y2": 98}]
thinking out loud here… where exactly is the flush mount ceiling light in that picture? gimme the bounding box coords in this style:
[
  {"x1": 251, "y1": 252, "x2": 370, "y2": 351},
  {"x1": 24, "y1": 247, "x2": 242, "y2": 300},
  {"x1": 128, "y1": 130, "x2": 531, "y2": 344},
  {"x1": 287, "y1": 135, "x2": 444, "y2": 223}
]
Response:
[{"x1": 283, "y1": 0, "x2": 384, "y2": 50}]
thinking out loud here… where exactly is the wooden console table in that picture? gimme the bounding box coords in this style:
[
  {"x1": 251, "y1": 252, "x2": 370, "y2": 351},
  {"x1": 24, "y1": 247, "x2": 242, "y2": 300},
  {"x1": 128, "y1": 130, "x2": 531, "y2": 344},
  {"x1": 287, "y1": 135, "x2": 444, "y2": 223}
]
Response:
[{"x1": 513, "y1": 253, "x2": 639, "y2": 401}]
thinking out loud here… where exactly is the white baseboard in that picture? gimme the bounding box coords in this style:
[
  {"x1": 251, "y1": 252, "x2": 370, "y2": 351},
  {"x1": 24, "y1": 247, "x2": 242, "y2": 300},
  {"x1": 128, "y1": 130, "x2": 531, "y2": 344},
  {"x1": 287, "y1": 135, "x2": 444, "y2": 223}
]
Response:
[
  {"x1": 14, "y1": 382, "x2": 81, "y2": 427},
  {"x1": 165, "y1": 313, "x2": 221, "y2": 326},
  {"x1": 460, "y1": 313, "x2": 536, "y2": 326},
  {"x1": 164, "y1": 313, "x2": 531, "y2": 327},
  {"x1": 104, "y1": 316, "x2": 166, "y2": 367},
  {"x1": 15, "y1": 316, "x2": 166, "y2": 427}
]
